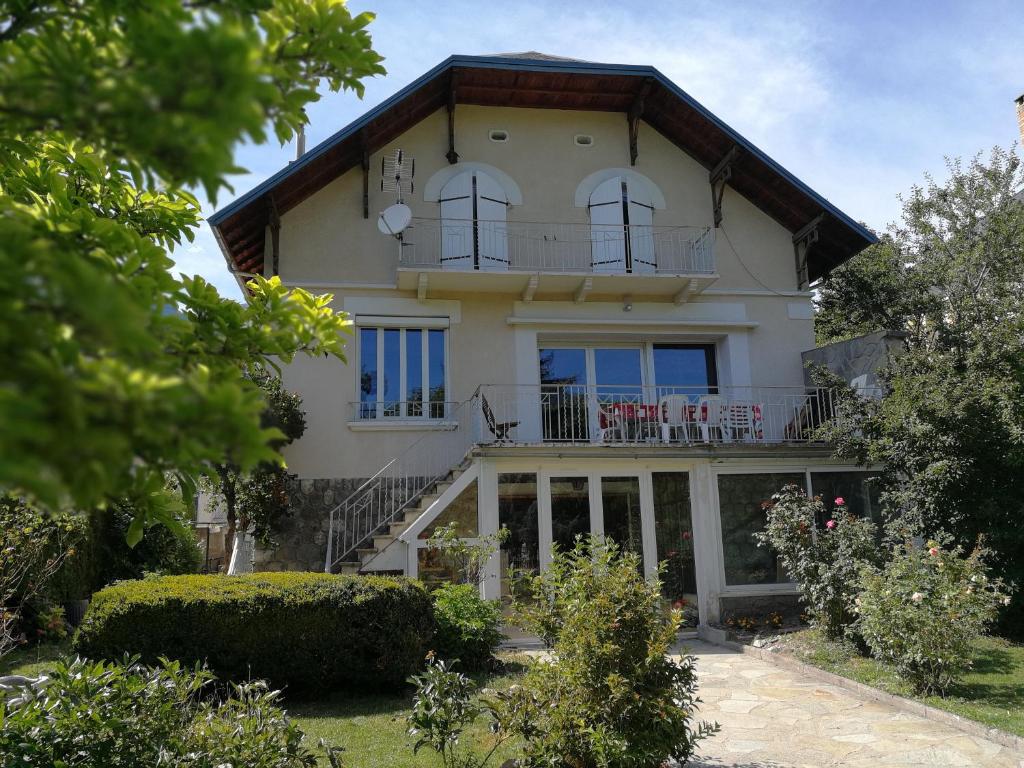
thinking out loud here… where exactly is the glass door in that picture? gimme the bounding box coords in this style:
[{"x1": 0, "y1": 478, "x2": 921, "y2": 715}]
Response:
[
  {"x1": 601, "y1": 476, "x2": 644, "y2": 562},
  {"x1": 539, "y1": 348, "x2": 588, "y2": 442}
]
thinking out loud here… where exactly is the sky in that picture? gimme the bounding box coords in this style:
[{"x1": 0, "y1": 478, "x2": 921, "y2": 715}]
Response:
[{"x1": 175, "y1": 0, "x2": 1024, "y2": 300}]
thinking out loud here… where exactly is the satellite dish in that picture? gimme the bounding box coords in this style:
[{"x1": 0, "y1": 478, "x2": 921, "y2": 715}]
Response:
[{"x1": 377, "y1": 202, "x2": 412, "y2": 236}]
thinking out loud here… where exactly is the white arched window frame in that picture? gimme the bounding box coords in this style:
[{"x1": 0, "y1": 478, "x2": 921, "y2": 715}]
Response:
[
  {"x1": 424, "y1": 163, "x2": 522, "y2": 272},
  {"x1": 575, "y1": 169, "x2": 666, "y2": 275}
]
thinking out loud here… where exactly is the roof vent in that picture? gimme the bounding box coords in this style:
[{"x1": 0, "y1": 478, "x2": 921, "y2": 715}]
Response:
[
  {"x1": 489, "y1": 129, "x2": 509, "y2": 143},
  {"x1": 574, "y1": 134, "x2": 594, "y2": 147}
]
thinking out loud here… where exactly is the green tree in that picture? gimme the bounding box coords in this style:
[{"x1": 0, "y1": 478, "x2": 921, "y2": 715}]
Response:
[
  {"x1": 816, "y1": 147, "x2": 1024, "y2": 636},
  {"x1": 0, "y1": 1, "x2": 384, "y2": 538},
  {"x1": 206, "y1": 373, "x2": 307, "y2": 550}
]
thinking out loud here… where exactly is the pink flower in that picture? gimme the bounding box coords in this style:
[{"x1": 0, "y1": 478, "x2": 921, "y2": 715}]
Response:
[
  {"x1": 834, "y1": 497, "x2": 845, "y2": 506},
  {"x1": 911, "y1": 592, "x2": 924, "y2": 603},
  {"x1": 929, "y1": 547, "x2": 939, "y2": 557},
  {"x1": 682, "y1": 531, "x2": 692, "y2": 541},
  {"x1": 825, "y1": 519, "x2": 836, "y2": 530}
]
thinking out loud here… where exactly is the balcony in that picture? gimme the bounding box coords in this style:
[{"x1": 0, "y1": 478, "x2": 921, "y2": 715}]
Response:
[
  {"x1": 351, "y1": 385, "x2": 854, "y2": 449},
  {"x1": 396, "y1": 218, "x2": 718, "y2": 301},
  {"x1": 475, "y1": 384, "x2": 847, "y2": 448}
]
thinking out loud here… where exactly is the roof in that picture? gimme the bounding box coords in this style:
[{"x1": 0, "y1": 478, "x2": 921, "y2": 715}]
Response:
[{"x1": 210, "y1": 54, "x2": 877, "y2": 282}]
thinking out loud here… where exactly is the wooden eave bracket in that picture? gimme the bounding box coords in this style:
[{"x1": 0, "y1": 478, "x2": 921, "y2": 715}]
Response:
[
  {"x1": 627, "y1": 79, "x2": 654, "y2": 166},
  {"x1": 710, "y1": 145, "x2": 741, "y2": 228},
  {"x1": 267, "y1": 195, "x2": 281, "y2": 277},
  {"x1": 792, "y1": 212, "x2": 825, "y2": 290},
  {"x1": 446, "y1": 71, "x2": 459, "y2": 165},
  {"x1": 361, "y1": 132, "x2": 370, "y2": 219}
]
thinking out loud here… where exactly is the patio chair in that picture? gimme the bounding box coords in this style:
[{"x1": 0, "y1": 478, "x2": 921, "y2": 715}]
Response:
[
  {"x1": 597, "y1": 402, "x2": 623, "y2": 443},
  {"x1": 696, "y1": 395, "x2": 726, "y2": 443},
  {"x1": 659, "y1": 394, "x2": 692, "y2": 443},
  {"x1": 481, "y1": 395, "x2": 519, "y2": 442}
]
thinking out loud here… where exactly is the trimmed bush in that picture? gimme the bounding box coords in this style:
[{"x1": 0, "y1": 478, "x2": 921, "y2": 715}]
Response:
[
  {"x1": 430, "y1": 583, "x2": 502, "y2": 671},
  {"x1": 73, "y1": 572, "x2": 435, "y2": 694}
]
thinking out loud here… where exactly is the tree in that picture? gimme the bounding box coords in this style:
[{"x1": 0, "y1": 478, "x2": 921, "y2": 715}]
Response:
[
  {"x1": 0, "y1": 2, "x2": 384, "y2": 538},
  {"x1": 816, "y1": 147, "x2": 1024, "y2": 637},
  {"x1": 206, "y1": 373, "x2": 307, "y2": 552}
]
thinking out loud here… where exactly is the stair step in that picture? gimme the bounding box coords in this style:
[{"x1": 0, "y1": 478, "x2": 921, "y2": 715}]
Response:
[
  {"x1": 337, "y1": 562, "x2": 361, "y2": 575},
  {"x1": 389, "y1": 521, "x2": 409, "y2": 536},
  {"x1": 372, "y1": 534, "x2": 395, "y2": 550}
]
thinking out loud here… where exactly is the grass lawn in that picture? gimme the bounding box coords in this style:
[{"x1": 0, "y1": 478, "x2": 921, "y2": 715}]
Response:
[
  {"x1": 0, "y1": 640, "x2": 70, "y2": 678},
  {"x1": 290, "y1": 654, "x2": 528, "y2": 767},
  {"x1": 2, "y1": 642, "x2": 528, "y2": 767},
  {"x1": 779, "y1": 629, "x2": 1024, "y2": 737}
]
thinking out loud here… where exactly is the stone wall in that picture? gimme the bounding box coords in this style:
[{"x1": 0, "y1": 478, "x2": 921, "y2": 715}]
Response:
[
  {"x1": 719, "y1": 593, "x2": 803, "y2": 624},
  {"x1": 253, "y1": 477, "x2": 366, "y2": 572}
]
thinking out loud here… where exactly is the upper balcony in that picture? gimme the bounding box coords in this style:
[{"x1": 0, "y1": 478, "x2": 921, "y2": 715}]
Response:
[{"x1": 395, "y1": 218, "x2": 718, "y2": 301}]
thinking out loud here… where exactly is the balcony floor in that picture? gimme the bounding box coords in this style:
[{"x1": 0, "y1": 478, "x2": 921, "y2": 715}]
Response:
[{"x1": 397, "y1": 267, "x2": 718, "y2": 301}]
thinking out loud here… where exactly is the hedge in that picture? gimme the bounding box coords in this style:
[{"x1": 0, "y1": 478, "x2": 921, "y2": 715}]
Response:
[{"x1": 73, "y1": 572, "x2": 435, "y2": 694}]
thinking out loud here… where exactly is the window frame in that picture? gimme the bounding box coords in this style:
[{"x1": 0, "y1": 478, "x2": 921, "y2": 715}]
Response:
[{"x1": 356, "y1": 321, "x2": 449, "y2": 421}]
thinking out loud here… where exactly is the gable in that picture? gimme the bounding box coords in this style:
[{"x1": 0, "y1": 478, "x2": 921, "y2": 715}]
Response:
[{"x1": 210, "y1": 54, "x2": 876, "y2": 284}]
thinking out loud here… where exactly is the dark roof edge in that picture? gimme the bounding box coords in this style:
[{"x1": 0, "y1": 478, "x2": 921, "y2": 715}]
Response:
[{"x1": 210, "y1": 54, "x2": 877, "y2": 248}]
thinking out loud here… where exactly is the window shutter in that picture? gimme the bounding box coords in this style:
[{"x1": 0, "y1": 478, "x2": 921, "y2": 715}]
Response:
[
  {"x1": 474, "y1": 171, "x2": 509, "y2": 271},
  {"x1": 588, "y1": 176, "x2": 626, "y2": 273},
  {"x1": 625, "y1": 177, "x2": 656, "y2": 273},
  {"x1": 439, "y1": 171, "x2": 474, "y2": 269}
]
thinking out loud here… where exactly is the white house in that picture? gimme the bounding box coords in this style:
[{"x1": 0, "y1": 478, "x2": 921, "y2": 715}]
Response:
[{"x1": 210, "y1": 53, "x2": 879, "y2": 627}]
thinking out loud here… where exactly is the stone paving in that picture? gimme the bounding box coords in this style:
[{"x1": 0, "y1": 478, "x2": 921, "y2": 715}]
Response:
[{"x1": 679, "y1": 640, "x2": 1024, "y2": 768}]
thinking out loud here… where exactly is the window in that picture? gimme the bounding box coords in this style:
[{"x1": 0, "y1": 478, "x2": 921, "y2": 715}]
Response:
[
  {"x1": 652, "y1": 344, "x2": 717, "y2": 398},
  {"x1": 489, "y1": 129, "x2": 509, "y2": 143},
  {"x1": 718, "y1": 472, "x2": 804, "y2": 585},
  {"x1": 550, "y1": 476, "x2": 590, "y2": 554},
  {"x1": 358, "y1": 326, "x2": 446, "y2": 419},
  {"x1": 810, "y1": 471, "x2": 882, "y2": 529},
  {"x1": 498, "y1": 473, "x2": 539, "y2": 598},
  {"x1": 588, "y1": 175, "x2": 656, "y2": 274},
  {"x1": 416, "y1": 479, "x2": 478, "y2": 589},
  {"x1": 653, "y1": 473, "x2": 696, "y2": 606},
  {"x1": 439, "y1": 169, "x2": 509, "y2": 271},
  {"x1": 573, "y1": 134, "x2": 594, "y2": 147},
  {"x1": 601, "y1": 476, "x2": 643, "y2": 561}
]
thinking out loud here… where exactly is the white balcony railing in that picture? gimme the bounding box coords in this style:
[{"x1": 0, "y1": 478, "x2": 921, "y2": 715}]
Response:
[
  {"x1": 398, "y1": 218, "x2": 715, "y2": 275},
  {"x1": 474, "y1": 384, "x2": 851, "y2": 446}
]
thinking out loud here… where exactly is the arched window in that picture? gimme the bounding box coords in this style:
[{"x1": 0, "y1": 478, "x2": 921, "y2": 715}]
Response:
[
  {"x1": 437, "y1": 169, "x2": 510, "y2": 271},
  {"x1": 576, "y1": 169, "x2": 665, "y2": 275}
]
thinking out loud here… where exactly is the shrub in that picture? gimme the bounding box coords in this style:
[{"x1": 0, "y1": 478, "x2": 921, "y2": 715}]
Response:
[
  {"x1": 754, "y1": 485, "x2": 879, "y2": 639},
  {"x1": 49, "y1": 505, "x2": 202, "y2": 602},
  {"x1": 856, "y1": 537, "x2": 1010, "y2": 695},
  {"x1": 73, "y1": 572, "x2": 435, "y2": 694},
  {"x1": 431, "y1": 583, "x2": 502, "y2": 671},
  {"x1": 0, "y1": 656, "x2": 318, "y2": 767},
  {"x1": 505, "y1": 538, "x2": 718, "y2": 767}
]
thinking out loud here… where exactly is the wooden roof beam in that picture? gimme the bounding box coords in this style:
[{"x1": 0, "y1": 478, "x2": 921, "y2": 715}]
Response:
[
  {"x1": 628, "y1": 79, "x2": 654, "y2": 166},
  {"x1": 710, "y1": 145, "x2": 741, "y2": 228},
  {"x1": 446, "y1": 71, "x2": 459, "y2": 165}
]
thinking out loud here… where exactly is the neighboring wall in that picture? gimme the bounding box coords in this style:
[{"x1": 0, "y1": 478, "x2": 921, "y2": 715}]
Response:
[{"x1": 801, "y1": 331, "x2": 906, "y2": 392}]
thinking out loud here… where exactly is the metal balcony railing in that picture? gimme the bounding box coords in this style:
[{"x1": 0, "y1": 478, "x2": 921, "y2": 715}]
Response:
[
  {"x1": 398, "y1": 218, "x2": 715, "y2": 275},
  {"x1": 474, "y1": 384, "x2": 857, "y2": 446}
]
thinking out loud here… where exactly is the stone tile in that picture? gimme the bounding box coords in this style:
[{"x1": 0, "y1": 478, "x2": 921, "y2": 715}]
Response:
[{"x1": 683, "y1": 641, "x2": 1023, "y2": 768}]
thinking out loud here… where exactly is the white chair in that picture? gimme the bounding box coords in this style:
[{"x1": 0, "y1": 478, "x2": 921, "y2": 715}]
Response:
[
  {"x1": 723, "y1": 401, "x2": 755, "y2": 442},
  {"x1": 696, "y1": 395, "x2": 726, "y2": 443},
  {"x1": 659, "y1": 395, "x2": 691, "y2": 443}
]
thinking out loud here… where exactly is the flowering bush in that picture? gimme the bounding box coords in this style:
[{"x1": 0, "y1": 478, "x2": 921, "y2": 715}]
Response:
[
  {"x1": 754, "y1": 485, "x2": 878, "y2": 639},
  {"x1": 856, "y1": 537, "x2": 1010, "y2": 695}
]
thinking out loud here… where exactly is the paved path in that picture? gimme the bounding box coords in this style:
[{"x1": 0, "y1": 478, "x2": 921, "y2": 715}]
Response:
[{"x1": 680, "y1": 640, "x2": 1023, "y2": 768}]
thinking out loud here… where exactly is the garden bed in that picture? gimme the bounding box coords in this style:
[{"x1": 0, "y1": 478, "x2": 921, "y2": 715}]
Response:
[{"x1": 748, "y1": 628, "x2": 1024, "y2": 738}]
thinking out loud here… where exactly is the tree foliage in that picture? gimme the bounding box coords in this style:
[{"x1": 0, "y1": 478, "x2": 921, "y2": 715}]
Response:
[
  {"x1": 0, "y1": 1, "x2": 384, "y2": 535},
  {"x1": 815, "y1": 147, "x2": 1024, "y2": 636}
]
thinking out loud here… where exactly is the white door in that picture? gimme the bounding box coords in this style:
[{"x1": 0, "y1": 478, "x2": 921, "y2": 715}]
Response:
[
  {"x1": 439, "y1": 171, "x2": 474, "y2": 269},
  {"x1": 475, "y1": 171, "x2": 509, "y2": 271},
  {"x1": 626, "y1": 176, "x2": 656, "y2": 273},
  {"x1": 588, "y1": 176, "x2": 626, "y2": 273}
]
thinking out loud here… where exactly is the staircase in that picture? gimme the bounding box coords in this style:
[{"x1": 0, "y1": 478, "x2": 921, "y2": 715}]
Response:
[
  {"x1": 334, "y1": 459, "x2": 473, "y2": 574},
  {"x1": 324, "y1": 394, "x2": 479, "y2": 574}
]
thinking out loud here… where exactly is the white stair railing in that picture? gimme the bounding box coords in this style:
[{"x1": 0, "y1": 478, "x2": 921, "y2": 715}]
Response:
[{"x1": 324, "y1": 394, "x2": 479, "y2": 572}]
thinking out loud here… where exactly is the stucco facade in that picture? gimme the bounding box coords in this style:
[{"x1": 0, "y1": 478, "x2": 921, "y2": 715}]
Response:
[{"x1": 213, "y1": 55, "x2": 877, "y2": 626}]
